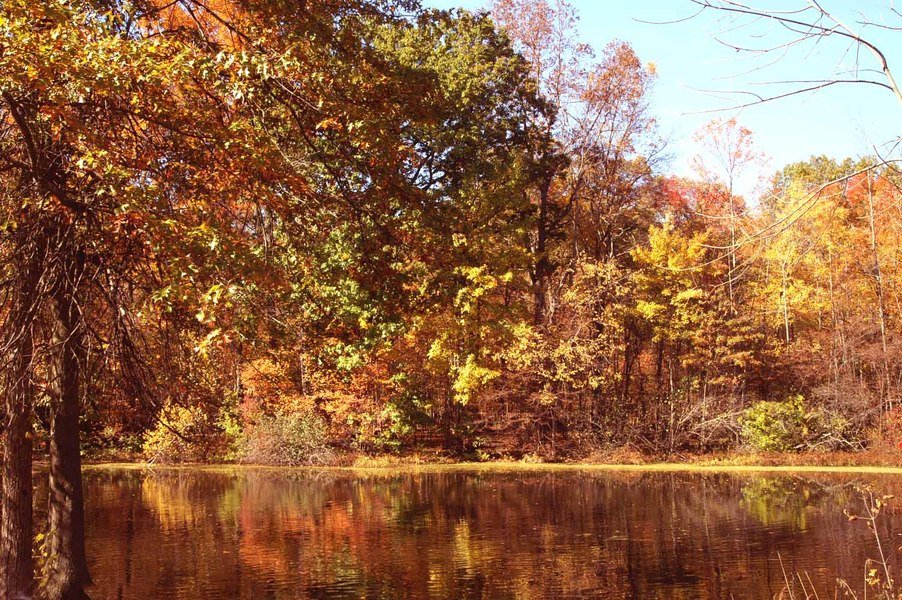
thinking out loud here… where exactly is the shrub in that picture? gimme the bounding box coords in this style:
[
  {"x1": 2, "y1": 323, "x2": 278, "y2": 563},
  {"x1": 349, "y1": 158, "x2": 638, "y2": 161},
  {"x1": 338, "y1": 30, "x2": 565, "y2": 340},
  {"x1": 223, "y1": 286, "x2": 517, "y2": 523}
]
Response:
[
  {"x1": 242, "y1": 409, "x2": 334, "y2": 466},
  {"x1": 143, "y1": 405, "x2": 229, "y2": 463},
  {"x1": 740, "y1": 395, "x2": 863, "y2": 453},
  {"x1": 352, "y1": 402, "x2": 414, "y2": 452},
  {"x1": 217, "y1": 403, "x2": 244, "y2": 462},
  {"x1": 740, "y1": 395, "x2": 811, "y2": 452},
  {"x1": 84, "y1": 425, "x2": 144, "y2": 460}
]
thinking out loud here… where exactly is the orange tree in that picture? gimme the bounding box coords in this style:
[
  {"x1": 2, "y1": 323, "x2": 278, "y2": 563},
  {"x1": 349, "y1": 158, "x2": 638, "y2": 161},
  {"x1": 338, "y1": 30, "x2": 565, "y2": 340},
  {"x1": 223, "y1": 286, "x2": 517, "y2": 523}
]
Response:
[{"x1": 0, "y1": 0, "x2": 451, "y2": 596}]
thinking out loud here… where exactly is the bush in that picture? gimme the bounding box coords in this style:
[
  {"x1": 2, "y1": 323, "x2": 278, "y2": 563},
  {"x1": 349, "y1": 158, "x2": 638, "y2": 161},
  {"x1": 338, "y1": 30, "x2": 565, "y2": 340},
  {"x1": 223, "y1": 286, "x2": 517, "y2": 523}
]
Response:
[
  {"x1": 740, "y1": 395, "x2": 863, "y2": 453},
  {"x1": 143, "y1": 405, "x2": 230, "y2": 463},
  {"x1": 84, "y1": 425, "x2": 144, "y2": 460},
  {"x1": 740, "y1": 395, "x2": 811, "y2": 452},
  {"x1": 242, "y1": 409, "x2": 334, "y2": 466}
]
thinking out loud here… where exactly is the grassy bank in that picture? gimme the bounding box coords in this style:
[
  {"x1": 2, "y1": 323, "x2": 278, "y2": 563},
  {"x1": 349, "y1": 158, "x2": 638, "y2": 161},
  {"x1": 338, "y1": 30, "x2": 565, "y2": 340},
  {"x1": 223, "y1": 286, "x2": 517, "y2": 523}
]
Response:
[{"x1": 83, "y1": 448, "x2": 902, "y2": 474}]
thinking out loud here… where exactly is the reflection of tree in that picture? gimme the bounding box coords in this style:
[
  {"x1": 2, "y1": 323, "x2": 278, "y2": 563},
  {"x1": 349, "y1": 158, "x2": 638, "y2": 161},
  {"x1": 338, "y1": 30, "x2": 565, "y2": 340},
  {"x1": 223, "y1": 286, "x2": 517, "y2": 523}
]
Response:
[
  {"x1": 739, "y1": 476, "x2": 850, "y2": 529},
  {"x1": 81, "y1": 468, "x2": 902, "y2": 599}
]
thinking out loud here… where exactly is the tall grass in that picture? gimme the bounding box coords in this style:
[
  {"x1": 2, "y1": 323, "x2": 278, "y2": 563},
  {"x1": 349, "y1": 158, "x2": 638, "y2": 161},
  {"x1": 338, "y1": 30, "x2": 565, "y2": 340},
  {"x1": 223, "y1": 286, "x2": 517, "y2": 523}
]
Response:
[{"x1": 779, "y1": 487, "x2": 897, "y2": 600}]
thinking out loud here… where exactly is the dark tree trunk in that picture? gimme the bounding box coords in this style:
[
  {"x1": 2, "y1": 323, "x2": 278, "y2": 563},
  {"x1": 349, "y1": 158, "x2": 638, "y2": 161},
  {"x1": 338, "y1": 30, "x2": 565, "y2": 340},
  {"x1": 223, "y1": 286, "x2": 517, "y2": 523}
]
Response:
[
  {"x1": 3, "y1": 77, "x2": 91, "y2": 600},
  {"x1": 1, "y1": 238, "x2": 42, "y2": 600},
  {"x1": 533, "y1": 179, "x2": 553, "y2": 326},
  {"x1": 45, "y1": 271, "x2": 90, "y2": 600},
  {"x1": 1, "y1": 345, "x2": 35, "y2": 600}
]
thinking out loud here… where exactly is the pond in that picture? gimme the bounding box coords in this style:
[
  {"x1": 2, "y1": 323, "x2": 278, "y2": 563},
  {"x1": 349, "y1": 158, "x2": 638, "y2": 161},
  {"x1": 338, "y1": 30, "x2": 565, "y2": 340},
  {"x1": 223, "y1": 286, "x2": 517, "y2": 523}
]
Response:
[{"x1": 77, "y1": 465, "x2": 902, "y2": 599}]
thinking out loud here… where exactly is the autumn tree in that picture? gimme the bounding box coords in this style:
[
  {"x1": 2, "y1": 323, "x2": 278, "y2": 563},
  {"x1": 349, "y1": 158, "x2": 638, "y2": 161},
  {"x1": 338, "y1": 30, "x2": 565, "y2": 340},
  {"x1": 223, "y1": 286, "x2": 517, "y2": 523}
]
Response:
[
  {"x1": 490, "y1": 0, "x2": 580, "y2": 325},
  {"x1": 257, "y1": 7, "x2": 553, "y2": 450},
  {"x1": 0, "y1": 0, "x2": 432, "y2": 596},
  {"x1": 757, "y1": 157, "x2": 901, "y2": 424},
  {"x1": 691, "y1": 118, "x2": 762, "y2": 312}
]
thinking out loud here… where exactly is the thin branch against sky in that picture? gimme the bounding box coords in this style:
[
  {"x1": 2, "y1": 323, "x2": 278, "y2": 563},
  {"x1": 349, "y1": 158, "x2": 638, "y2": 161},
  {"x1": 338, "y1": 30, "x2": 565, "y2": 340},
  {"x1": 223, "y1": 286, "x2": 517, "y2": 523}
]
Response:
[{"x1": 424, "y1": 0, "x2": 901, "y2": 199}]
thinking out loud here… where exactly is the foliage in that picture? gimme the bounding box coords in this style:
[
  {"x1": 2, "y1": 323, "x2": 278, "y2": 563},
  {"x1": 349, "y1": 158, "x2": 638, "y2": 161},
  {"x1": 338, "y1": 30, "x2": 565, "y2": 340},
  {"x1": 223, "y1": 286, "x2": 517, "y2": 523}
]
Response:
[
  {"x1": 349, "y1": 401, "x2": 414, "y2": 453},
  {"x1": 1, "y1": 0, "x2": 900, "y2": 595},
  {"x1": 740, "y1": 396, "x2": 812, "y2": 452},
  {"x1": 0, "y1": 0, "x2": 898, "y2": 528},
  {"x1": 143, "y1": 405, "x2": 231, "y2": 464}
]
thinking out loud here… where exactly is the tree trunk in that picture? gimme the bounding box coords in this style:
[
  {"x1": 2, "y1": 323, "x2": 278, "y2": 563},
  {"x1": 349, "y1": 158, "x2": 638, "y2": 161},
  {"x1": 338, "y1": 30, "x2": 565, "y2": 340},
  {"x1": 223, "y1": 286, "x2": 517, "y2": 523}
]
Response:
[
  {"x1": 865, "y1": 174, "x2": 891, "y2": 410},
  {"x1": 781, "y1": 261, "x2": 791, "y2": 344},
  {"x1": 1, "y1": 240, "x2": 41, "y2": 600},
  {"x1": 533, "y1": 177, "x2": 554, "y2": 326},
  {"x1": 727, "y1": 185, "x2": 737, "y2": 314},
  {"x1": 828, "y1": 250, "x2": 840, "y2": 404},
  {"x1": 45, "y1": 279, "x2": 90, "y2": 600},
  {"x1": 3, "y1": 76, "x2": 91, "y2": 600},
  {"x1": 1, "y1": 343, "x2": 35, "y2": 600}
]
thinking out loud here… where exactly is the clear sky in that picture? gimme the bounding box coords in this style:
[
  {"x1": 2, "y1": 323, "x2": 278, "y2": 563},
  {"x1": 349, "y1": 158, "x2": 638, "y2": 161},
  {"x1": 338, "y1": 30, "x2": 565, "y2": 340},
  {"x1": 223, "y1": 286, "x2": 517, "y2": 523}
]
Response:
[{"x1": 422, "y1": 0, "x2": 901, "y2": 197}]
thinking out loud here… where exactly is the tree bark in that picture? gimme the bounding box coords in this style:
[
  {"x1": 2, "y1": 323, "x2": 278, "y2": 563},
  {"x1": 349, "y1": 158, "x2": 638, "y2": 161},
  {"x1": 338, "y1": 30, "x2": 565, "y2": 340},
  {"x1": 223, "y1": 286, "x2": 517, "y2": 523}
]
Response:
[
  {"x1": 781, "y1": 260, "x2": 791, "y2": 344},
  {"x1": 1, "y1": 237, "x2": 42, "y2": 600},
  {"x1": 533, "y1": 178, "x2": 553, "y2": 326},
  {"x1": 45, "y1": 269, "x2": 90, "y2": 600},
  {"x1": 1, "y1": 340, "x2": 35, "y2": 600}
]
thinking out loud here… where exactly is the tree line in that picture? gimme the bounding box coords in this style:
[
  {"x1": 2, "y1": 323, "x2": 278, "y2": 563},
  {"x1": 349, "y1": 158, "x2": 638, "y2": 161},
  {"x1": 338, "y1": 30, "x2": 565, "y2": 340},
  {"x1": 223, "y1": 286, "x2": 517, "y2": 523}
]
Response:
[{"x1": 0, "y1": 0, "x2": 899, "y2": 597}]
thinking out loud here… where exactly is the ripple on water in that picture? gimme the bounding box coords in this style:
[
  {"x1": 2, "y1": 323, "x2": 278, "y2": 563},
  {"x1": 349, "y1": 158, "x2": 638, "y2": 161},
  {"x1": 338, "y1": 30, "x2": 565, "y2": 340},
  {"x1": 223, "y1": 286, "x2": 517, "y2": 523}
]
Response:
[{"x1": 75, "y1": 467, "x2": 901, "y2": 599}]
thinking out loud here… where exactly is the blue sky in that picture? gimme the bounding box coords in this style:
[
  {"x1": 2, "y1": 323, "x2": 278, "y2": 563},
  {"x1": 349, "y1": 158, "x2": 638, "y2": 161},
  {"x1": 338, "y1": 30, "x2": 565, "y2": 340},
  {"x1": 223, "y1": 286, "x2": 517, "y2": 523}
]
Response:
[{"x1": 423, "y1": 0, "x2": 901, "y2": 197}]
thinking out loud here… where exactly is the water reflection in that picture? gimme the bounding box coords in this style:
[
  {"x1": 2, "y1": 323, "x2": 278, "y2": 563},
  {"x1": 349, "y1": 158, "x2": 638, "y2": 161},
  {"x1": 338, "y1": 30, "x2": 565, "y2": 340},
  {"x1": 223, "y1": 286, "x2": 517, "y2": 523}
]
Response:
[{"x1": 81, "y1": 467, "x2": 901, "y2": 599}]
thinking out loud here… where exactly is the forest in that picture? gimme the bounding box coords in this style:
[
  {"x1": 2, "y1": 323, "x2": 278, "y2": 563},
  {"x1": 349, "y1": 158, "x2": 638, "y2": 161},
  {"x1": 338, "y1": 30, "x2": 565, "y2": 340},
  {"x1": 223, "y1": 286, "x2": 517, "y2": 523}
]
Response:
[{"x1": 0, "y1": 0, "x2": 900, "y2": 597}]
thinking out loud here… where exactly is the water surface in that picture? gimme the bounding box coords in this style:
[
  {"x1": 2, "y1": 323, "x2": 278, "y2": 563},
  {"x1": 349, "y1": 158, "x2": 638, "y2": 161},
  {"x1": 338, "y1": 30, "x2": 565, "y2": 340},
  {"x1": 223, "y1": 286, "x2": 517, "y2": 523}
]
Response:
[{"x1": 80, "y1": 466, "x2": 902, "y2": 599}]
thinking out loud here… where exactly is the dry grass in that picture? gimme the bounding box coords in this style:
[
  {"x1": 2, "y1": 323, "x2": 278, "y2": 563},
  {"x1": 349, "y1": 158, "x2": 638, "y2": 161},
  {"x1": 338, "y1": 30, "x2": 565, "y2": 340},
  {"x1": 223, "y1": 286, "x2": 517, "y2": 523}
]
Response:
[{"x1": 82, "y1": 446, "x2": 902, "y2": 474}]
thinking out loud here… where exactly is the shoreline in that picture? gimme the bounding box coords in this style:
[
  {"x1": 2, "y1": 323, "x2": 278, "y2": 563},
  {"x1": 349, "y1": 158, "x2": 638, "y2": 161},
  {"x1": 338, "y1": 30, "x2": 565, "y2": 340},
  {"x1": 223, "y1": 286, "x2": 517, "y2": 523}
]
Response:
[{"x1": 80, "y1": 454, "x2": 902, "y2": 475}]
